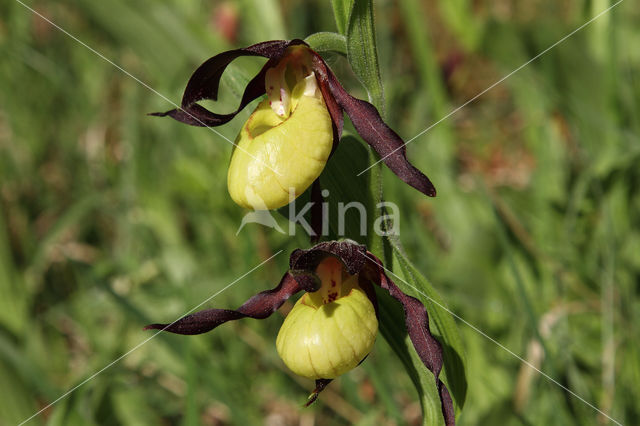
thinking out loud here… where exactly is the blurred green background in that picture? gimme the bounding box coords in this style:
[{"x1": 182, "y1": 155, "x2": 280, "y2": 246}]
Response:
[{"x1": 1, "y1": 0, "x2": 639, "y2": 425}]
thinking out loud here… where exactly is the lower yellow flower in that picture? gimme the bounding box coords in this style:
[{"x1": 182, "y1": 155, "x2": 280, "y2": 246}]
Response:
[
  {"x1": 145, "y1": 240, "x2": 454, "y2": 425},
  {"x1": 276, "y1": 257, "x2": 378, "y2": 379}
]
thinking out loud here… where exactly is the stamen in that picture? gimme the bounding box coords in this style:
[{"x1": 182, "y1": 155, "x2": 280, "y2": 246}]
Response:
[
  {"x1": 264, "y1": 47, "x2": 318, "y2": 118},
  {"x1": 302, "y1": 73, "x2": 318, "y2": 97},
  {"x1": 265, "y1": 62, "x2": 289, "y2": 117}
]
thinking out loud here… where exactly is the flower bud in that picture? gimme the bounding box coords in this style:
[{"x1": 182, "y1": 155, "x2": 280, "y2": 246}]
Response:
[
  {"x1": 276, "y1": 257, "x2": 378, "y2": 379},
  {"x1": 227, "y1": 46, "x2": 334, "y2": 210}
]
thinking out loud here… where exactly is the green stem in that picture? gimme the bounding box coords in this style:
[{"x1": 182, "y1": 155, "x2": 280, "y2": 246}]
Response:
[{"x1": 346, "y1": 0, "x2": 385, "y2": 115}]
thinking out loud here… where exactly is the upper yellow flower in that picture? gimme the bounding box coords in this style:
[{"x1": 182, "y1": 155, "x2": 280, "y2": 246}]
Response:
[
  {"x1": 228, "y1": 46, "x2": 333, "y2": 209},
  {"x1": 152, "y1": 39, "x2": 437, "y2": 210}
]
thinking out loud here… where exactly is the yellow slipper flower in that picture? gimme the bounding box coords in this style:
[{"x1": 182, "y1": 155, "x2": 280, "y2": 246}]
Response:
[
  {"x1": 145, "y1": 240, "x2": 455, "y2": 425},
  {"x1": 152, "y1": 40, "x2": 436, "y2": 211}
]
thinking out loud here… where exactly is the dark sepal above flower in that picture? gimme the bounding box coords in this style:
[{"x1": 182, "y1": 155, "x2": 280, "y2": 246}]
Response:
[
  {"x1": 151, "y1": 39, "x2": 343, "y2": 143},
  {"x1": 151, "y1": 39, "x2": 436, "y2": 209},
  {"x1": 152, "y1": 41, "x2": 299, "y2": 124},
  {"x1": 145, "y1": 240, "x2": 454, "y2": 425}
]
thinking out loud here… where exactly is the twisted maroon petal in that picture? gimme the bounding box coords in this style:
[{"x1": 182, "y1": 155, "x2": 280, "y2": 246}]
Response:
[
  {"x1": 323, "y1": 68, "x2": 436, "y2": 197},
  {"x1": 363, "y1": 251, "x2": 454, "y2": 426},
  {"x1": 149, "y1": 63, "x2": 272, "y2": 127},
  {"x1": 150, "y1": 39, "x2": 307, "y2": 127},
  {"x1": 144, "y1": 272, "x2": 302, "y2": 335},
  {"x1": 310, "y1": 53, "x2": 344, "y2": 142}
]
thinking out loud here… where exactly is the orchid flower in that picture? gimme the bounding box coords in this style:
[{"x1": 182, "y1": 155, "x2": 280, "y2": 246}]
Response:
[
  {"x1": 152, "y1": 40, "x2": 436, "y2": 210},
  {"x1": 145, "y1": 240, "x2": 454, "y2": 425}
]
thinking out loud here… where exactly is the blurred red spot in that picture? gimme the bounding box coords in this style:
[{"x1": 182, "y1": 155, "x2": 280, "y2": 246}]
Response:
[
  {"x1": 211, "y1": 2, "x2": 238, "y2": 44},
  {"x1": 31, "y1": 5, "x2": 54, "y2": 43}
]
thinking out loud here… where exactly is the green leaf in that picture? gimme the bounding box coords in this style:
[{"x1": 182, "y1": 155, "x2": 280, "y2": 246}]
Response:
[
  {"x1": 331, "y1": 0, "x2": 354, "y2": 35},
  {"x1": 304, "y1": 32, "x2": 347, "y2": 56},
  {"x1": 376, "y1": 289, "x2": 447, "y2": 426},
  {"x1": 320, "y1": 138, "x2": 466, "y2": 423},
  {"x1": 389, "y1": 238, "x2": 468, "y2": 416},
  {"x1": 318, "y1": 135, "x2": 381, "y2": 250},
  {"x1": 346, "y1": 0, "x2": 385, "y2": 112},
  {"x1": 333, "y1": 4, "x2": 466, "y2": 422}
]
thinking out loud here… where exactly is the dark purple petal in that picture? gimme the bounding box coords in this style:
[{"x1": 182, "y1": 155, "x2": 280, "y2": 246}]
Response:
[
  {"x1": 310, "y1": 53, "x2": 344, "y2": 142},
  {"x1": 364, "y1": 251, "x2": 454, "y2": 426},
  {"x1": 357, "y1": 276, "x2": 379, "y2": 317},
  {"x1": 324, "y1": 69, "x2": 436, "y2": 197},
  {"x1": 288, "y1": 269, "x2": 321, "y2": 293},
  {"x1": 289, "y1": 240, "x2": 367, "y2": 277},
  {"x1": 305, "y1": 379, "x2": 332, "y2": 407},
  {"x1": 151, "y1": 39, "x2": 307, "y2": 128},
  {"x1": 149, "y1": 63, "x2": 273, "y2": 127},
  {"x1": 144, "y1": 272, "x2": 302, "y2": 335},
  {"x1": 181, "y1": 40, "x2": 300, "y2": 106}
]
